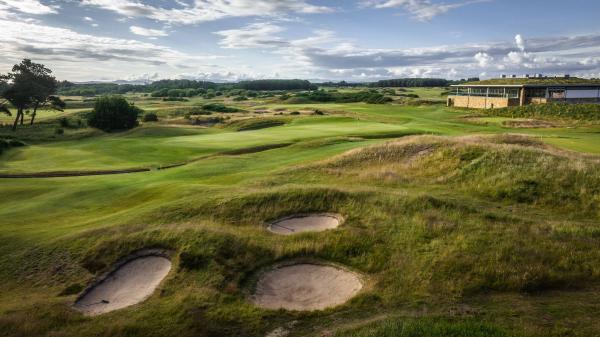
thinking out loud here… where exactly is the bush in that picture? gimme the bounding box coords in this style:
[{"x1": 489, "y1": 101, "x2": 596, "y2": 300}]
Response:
[
  {"x1": 190, "y1": 116, "x2": 226, "y2": 125},
  {"x1": 290, "y1": 90, "x2": 392, "y2": 104},
  {"x1": 143, "y1": 113, "x2": 159, "y2": 122},
  {"x1": 0, "y1": 138, "x2": 26, "y2": 154},
  {"x1": 233, "y1": 96, "x2": 248, "y2": 101},
  {"x1": 87, "y1": 95, "x2": 142, "y2": 132},
  {"x1": 58, "y1": 117, "x2": 70, "y2": 128},
  {"x1": 54, "y1": 127, "x2": 64, "y2": 135},
  {"x1": 398, "y1": 93, "x2": 420, "y2": 99}
]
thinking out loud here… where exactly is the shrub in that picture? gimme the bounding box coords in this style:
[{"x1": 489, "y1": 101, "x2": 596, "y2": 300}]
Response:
[
  {"x1": 190, "y1": 116, "x2": 226, "y2": 125},
  {"x1": 201, "y1": 103, "x2": 241, "y2": 113},
  {"x1": 398, "y1": 93, "x2": 420, "y2": 98},
  {"x1": 87, "y1": 95, "x2": 142, "y2": 132},
  {"x1": 233, "y1": 96, "x2": 248, "y2": 101},
  {"x1": 0, "y1": 138, "x2": 26, "y2": 154},
  {"x1": 289, "y1": 90, "x2": 392, "y2": 104},
  {"x1": 58, "y1": 117, "x2": 70, "y2": 128},
  {"x1": 54, "y1": 127, "x2": 64, "y2": 135},
  {"x1": 187, "y1": 107, "x2": 212, "y2": 116},
  {"x1": 143, "y1": 113, "x2": 159, "y2": 122},
  {"x1": 290, "y1": 111, "x2": 300, "y2": 115}
]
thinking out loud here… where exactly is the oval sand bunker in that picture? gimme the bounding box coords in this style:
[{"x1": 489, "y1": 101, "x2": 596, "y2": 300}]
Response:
[
  {"x1": 252, "y1": 264, "x2": 362, "y2": 311},
  {"x1": 74, "y1": 256, "x2": 171, "y2": 316},
  {"x1": 268, "y1": 214, "x2": 341, "y2": 235}
]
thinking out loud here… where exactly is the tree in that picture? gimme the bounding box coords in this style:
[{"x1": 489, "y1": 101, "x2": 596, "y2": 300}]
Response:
[
  {"x1": 0, "y1": 59, "x2": 64, "y2": 130},
  {"x1": 29, "y1": 74, "x2": 65, "y2": 125},
  {"x1": 0, "y1": 78, "x2": 10, "y2": 117},
  {"x1": 87, "y1": 95, "x2": 142, "y2": 132}
]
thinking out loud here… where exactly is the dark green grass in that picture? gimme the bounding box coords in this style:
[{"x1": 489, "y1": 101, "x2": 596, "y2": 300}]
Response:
[
  {"x1": 2, "y1": 95, "x2": 600, "y2": 337},
  {"x1": 226, "y1": 117, "x2": 288, "y2": 131},
  {"x1": 1, "y1": 135, "x2": 600, "y2": 337}
]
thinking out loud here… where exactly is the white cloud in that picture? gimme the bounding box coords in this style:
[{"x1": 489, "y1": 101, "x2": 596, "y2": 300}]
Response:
[
  {"x1": 81, "y1": 0, "x2": 333, "y2": 25},
  {"x1": 83, "y1": 16, "x2": 94, "y2": 21},
  {"x1": 515, "y1": 34, "x2": 525, "y2": 51},
  {"x1": 130, "y1": 25, "x2": 169, "y2": 37},
  {"x1": 0, "y1": 19, "x2": 223, "y2": 81},
  {"x1": 214, "y1": 22, "x2": 286, "y2": 49},
  {"x1": 474, "y1": 52, "x2": 492, "y2": 67},
  {"x1": 363, "y1": 0, "x2": 490, "y2": 21},
  {"x1": 0, "y1": 0, "x2": 57, "y2": 15}
]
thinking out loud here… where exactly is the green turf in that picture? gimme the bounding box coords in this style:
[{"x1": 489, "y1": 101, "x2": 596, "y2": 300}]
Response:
[{"x1": 1, "y1": 94, "x2": 600, "y2": 337}]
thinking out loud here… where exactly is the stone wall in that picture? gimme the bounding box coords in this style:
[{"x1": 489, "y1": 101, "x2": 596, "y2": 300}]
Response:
[{"x1": 448, "y1": 96, "x2": 516, "y2": 109}]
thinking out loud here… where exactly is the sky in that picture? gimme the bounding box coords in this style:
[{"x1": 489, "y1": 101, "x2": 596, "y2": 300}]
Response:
[{"x1": 1, "y1": 0, "x2": 600, "y2": 82}]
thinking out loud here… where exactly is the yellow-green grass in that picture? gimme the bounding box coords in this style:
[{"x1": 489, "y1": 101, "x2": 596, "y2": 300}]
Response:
[
  {"x1": 2, "y1": 95, "x2": 600, "y2": 337},
  {"x1": 3, "y1": 102, "x2": 600, "y2": 174},
  {"x1": 2, "y1": 134, "x2": 600, "y2": 337},
  {"x1": 0, "y1": 116, "x2": 414, "y2": 173}
]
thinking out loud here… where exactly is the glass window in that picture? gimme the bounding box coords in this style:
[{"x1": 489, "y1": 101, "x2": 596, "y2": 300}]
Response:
[{"x1": 549, "y1": 88, "x2": 565, "y2": 99}]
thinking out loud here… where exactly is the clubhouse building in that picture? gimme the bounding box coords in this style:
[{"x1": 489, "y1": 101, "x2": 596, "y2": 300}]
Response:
[{"x1": 447, "y1": 76, "x2": 600, "y2": 109}]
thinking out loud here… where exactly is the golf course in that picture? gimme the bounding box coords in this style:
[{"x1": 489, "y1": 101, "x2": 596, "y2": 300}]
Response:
[{"x1": 1, "y1": 86, "x2": 600, "y2": 337}]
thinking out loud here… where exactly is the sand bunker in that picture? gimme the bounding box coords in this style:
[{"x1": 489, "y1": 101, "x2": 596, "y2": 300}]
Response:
[
  {"x1": 252, "y1": 263, "x2": 362, "y2": 311},
  {"x1": 74, "y1": 255, "x2": 171, "y2": 316},
  {"x1": 268, "y1": 214, "x2": 342, "y2": 235}
]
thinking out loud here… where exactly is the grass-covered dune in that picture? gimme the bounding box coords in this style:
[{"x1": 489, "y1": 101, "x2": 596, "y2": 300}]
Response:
[
  {"x1": 1, "y1": 133, "x2": 600, "y2": 337},
  {"x1": 483, "y1": 103, "x2": 600, "y2": 121}
]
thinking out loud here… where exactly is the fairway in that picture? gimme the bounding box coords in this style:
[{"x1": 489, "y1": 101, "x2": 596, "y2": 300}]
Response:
[
  {"x1": 3, "y1": 102, "x2": 600, "y2": 175},
  {"x1": 1, "y1": 91, "x2": 600, "y2": 337}
]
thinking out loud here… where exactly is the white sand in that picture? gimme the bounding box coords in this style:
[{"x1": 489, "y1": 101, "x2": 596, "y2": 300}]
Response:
[
  {"x1": 268, "y1": 215, "x2": 341, "y2": 235},
  {"x1": 74, "y1": 256, "x2": 171, "y2": 316},
  {"x1": 252, "y1": 264, "x2": 362, "y2": 311}
]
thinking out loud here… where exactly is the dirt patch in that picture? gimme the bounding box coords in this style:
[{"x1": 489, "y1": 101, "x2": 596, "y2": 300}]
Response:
[
  {"x1": 502, "y1": 119, "x2": 556, "y2": 128},
  {"x1": 252, "y1": 263, "x2": 362, "y2": 311},
  {"x1": 74, "y1": 251, "x2": 172, "y2": 316},
  {"x1": 268, "y1": 214, "x2": 342, "y2": 235}
]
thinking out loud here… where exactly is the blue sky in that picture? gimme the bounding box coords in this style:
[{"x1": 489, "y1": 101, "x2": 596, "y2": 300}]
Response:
[{"x1": 1, "y1": 0, "x2": 600, "y2": 82}]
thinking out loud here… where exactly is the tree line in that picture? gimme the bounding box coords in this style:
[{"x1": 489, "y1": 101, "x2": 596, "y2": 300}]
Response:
[
  {"x1": 58, "y1": 79, "x2": 217, "y2": 96},
  {"x1": 237, "y1": 79, "x2": 316, "y2": 91},
  {"x1": 58, "y1": 78, "x2": 482, "y2": 97}
]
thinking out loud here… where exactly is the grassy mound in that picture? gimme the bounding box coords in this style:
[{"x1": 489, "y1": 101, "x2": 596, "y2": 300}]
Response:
[
  {"x1": 484, "y1": 103, "x2": 600, "y2": 121},
  {"x1": 2, "y1": 129, "x2": 600, "y2": 336},
  {"x1": 318, "y1": 134, "x2": 600, "y2": 216},
  {"x1": 226, "y1": 118, "x2": 287, "y2": 131}
]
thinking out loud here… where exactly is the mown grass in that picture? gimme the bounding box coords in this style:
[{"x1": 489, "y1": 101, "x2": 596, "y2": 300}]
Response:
[{"x1": 2, "y1": 94, "x2": 600, "y2": 337}]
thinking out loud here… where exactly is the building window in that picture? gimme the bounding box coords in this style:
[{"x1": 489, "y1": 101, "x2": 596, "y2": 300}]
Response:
[
  {"x1": 527, "y1": 88, "x2": 546, "y2": 98},
  {"x1": 549, "y1": 88, "x2": 565, "y2": 99},
  {"x1": 506, "y1": 89, "x2": 519, "y2": 99}
]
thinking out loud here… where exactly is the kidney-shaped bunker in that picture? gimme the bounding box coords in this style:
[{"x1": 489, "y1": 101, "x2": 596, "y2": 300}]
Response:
[
  {"x1": 74, "y1": 254, "x2": 171, "y2": 316},
  {"x1": 252, "y1": 263, "x2": 362, "y2": 311},
  {"x1": 268, "y1": 214, "x2": 342, "y2": 235}
]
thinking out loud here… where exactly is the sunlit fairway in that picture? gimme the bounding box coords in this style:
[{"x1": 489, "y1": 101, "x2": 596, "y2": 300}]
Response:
[
  {"x1": 3, "y1": 101, "x2": 600, "y2": 174},
  {"x1": 1, "y1": 91, "x2": 600, "y2": 337}
]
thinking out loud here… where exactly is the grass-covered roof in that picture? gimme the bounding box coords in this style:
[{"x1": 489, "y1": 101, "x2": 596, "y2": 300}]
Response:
[{"x1": 463, "y1": 77, "x2": 600, "y2": 85}]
